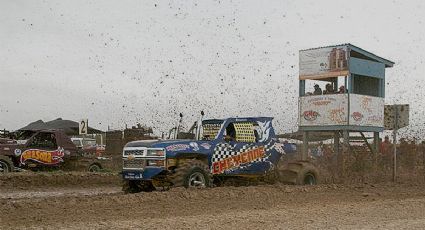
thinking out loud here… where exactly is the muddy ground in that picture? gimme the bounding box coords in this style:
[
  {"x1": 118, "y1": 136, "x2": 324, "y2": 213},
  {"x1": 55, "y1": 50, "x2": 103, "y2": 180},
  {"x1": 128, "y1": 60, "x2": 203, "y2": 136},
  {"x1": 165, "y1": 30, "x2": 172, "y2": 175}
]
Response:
[{"x1": 1, "y1": 172, "x2": 425, "y2": 229}]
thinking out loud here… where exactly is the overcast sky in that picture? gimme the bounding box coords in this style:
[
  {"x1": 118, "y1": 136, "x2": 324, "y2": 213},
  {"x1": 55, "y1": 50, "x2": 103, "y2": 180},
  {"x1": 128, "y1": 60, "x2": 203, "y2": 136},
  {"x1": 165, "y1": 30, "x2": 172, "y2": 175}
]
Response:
[{"x1": 1, "y1": 0, "x2": 424, "y2": 137}]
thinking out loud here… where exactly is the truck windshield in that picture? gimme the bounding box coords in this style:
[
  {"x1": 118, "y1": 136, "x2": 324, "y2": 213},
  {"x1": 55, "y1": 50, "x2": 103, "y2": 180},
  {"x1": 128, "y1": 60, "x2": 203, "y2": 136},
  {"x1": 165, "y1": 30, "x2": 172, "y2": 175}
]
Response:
[
  {"x1": 83, "y1": 139, "x2": 96, "y2": 146},
  {"x1": 201, "y1": 122, "x2": 222, "y2": 141}
]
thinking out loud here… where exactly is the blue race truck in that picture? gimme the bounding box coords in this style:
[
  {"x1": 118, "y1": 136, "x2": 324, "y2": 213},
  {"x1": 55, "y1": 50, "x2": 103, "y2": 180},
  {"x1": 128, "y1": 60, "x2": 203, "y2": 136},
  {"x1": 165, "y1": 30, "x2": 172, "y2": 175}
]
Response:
[{"x1": 121, "y1": 117, "x2": 318, "y2": 193}]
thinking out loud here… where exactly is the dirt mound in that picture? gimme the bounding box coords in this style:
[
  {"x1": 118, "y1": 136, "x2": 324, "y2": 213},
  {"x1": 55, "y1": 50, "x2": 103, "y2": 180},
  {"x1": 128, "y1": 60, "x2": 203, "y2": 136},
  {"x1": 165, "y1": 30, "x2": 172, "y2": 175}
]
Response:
[{"x1": 0, "y1": 171, "x2": 121, "y2": 190}]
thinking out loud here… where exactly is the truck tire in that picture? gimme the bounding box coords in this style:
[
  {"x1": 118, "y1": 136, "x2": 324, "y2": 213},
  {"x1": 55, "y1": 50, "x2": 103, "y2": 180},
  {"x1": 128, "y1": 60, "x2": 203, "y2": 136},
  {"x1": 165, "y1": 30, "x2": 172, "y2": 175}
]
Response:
[
  {"x1": 170, "y1": 159, "x2": 212, "y2": 188},
  {"x1": 122, "y1": 180, "x2": 156, "y2": 194},
  {"x1": 278, "y1": 161, "x2": 319, "y2": 185},
  {"x1": 88, "y1": 163, "x2": 102, "y2": 172},
  {"x1": 0, "y1": 156, "x2": 14, "y2": 174}
]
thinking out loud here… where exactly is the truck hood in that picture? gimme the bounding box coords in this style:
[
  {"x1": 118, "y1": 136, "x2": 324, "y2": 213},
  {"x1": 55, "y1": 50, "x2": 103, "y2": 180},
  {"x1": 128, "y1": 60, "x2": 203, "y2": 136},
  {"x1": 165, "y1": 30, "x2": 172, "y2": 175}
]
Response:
[
  {"x1": 0, "y1": 143, "x2": 23, "y2": 148},
  {"x1": 124, "y1": 139, "x2": 214, "y2": 153},
  {"x1": 0, "y1": 143, "x2": 24, "y2": 156},
  {"x1": 0, "y1": 138, "x2": 17, "y2": 144},
  {"x1": 125, "y1": 139, "x2": 190, "y2": 148}
]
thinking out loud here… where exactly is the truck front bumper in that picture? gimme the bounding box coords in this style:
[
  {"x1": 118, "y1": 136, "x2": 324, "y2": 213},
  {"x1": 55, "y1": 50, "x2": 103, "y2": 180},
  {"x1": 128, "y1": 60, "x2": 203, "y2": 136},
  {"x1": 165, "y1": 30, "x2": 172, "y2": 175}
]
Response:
[{"x1": 122, "y1": 168, "x2": 165, "y2": 180}]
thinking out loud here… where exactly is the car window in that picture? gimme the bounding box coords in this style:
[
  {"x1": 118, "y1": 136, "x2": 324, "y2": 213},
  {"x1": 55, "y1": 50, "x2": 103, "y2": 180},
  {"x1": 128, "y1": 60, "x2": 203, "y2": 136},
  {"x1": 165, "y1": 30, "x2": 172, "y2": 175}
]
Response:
[
  {"x1": 83, "y1": 139, "x2": 97, "y2": 146},
  {"x1": 224, "y1": 122, "x2": 256, "y2": 143},
  {"x1": 27, "y1": 132, "x2": 58, "y2": 149},
  {"x1": 253, "y1": 123, "x2": 263, "y2": 142},
  {"x1": 72, "y1": 140, "x2": 81, "y2": 146}
]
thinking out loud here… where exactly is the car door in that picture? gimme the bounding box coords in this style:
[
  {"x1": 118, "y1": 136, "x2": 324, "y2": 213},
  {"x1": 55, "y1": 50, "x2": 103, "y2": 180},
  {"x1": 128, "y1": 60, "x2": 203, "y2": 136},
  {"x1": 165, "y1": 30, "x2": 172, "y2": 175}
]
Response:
[
  {"x1": 211, "y1": 122, "x2": 266, "y2": 176},
  {"x1": 21, "y1": 132, "x2": 61, "y2": 166}
]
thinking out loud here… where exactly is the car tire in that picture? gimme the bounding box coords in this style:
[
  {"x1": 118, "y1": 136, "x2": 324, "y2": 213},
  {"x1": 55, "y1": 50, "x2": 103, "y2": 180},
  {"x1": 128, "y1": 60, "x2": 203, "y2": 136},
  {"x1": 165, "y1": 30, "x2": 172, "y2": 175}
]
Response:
[
  {"x1": 88, "y1": 164, "x2": 101, "y2": 172},
  {"x1": 0, "y1": 157, "x2": 13, "y2": 174},
  {"x1": 277, "y1": 161, "x2": 319, "y2": 185}
]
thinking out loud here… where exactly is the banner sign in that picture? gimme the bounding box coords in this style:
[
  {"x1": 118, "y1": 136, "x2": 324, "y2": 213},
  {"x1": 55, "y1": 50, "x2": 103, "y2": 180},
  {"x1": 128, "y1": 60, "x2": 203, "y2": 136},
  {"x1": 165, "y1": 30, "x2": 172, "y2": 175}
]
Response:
[
  {"x1": 349, "y1": 94, "x2": 384, "y2": 127},
  {"x1": 384, "y1": 104, "x2": 409, "y2": 130},
  {"x1": 300, "y1": 45, "x2": 349, "y2": 79},
  {"x1": 300, "y1": 94, "x2": 385, "y2": 128},
  {"x1": 299, "y1": 94, "x2": 349, "y2": 126}
]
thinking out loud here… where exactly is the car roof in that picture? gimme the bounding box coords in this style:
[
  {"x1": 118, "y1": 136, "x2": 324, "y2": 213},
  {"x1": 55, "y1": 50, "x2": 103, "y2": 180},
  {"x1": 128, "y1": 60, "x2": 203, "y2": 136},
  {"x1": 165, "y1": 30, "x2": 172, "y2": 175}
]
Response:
[{"x1": 202, "y1": 117, "x2": 273, "y2": 124}]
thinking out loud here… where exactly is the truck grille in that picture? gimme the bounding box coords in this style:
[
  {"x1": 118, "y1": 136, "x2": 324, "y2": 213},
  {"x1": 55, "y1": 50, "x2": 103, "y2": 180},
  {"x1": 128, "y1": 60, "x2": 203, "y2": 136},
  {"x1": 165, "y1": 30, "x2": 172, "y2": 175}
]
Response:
[
  {"x1": 123, "y1": 159, "x2": 146, "y2": 169},
  {"x1": 124, "y1": 149, "x2": 145, "y2": 156}
]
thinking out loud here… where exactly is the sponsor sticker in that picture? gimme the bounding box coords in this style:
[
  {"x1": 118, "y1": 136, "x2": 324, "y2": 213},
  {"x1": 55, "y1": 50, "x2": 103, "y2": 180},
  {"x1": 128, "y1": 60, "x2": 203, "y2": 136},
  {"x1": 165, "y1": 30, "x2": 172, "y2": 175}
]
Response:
[
  {"x1": 165, "y1": 144, "x2": 190, "y2": 152},
  {"x1": 14, "y1": 149, "x2": 22, "y2": 156},
  {"x1": 189, "y1": 142, "x2": 199, "y2": 151},
  {"x1": 303, "y1": 110, "x2": 320, "y2": 121},
  {"x1": 200, "y1": 143, "x2": 211, "y2": 150},
  {"x1": 351, "y1": 112, "x2": 363, "y2": 121},
  {"x1": 272, "y1": 142, "x2": 285, "y2": 154},
  {"x1": 20, "y1": 147, "x2": 65, "y2": 165}
]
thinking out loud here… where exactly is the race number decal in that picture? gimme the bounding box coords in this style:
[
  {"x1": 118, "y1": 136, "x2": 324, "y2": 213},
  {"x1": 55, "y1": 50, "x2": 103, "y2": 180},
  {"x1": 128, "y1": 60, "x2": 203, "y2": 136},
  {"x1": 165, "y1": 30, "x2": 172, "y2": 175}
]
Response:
[{"x1": 79, "y1": 119, "x2": 88, "y2": 135}]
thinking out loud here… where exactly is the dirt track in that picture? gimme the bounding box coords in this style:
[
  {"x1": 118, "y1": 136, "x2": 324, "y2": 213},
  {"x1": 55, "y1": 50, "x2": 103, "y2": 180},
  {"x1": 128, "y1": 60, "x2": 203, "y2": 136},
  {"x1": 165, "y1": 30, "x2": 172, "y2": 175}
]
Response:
[{"x1": 1, "y1": 173, "x2": 425, "y2": 229}]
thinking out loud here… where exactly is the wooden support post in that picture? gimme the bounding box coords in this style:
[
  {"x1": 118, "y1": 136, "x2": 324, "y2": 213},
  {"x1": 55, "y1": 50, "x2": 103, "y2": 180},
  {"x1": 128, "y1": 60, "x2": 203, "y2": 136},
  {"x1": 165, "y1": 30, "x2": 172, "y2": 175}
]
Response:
[
  {"x1": 341, "y1": 130, "x2": 350, "y2": 182},
  {"x1": 372, "y1": 132, "x2": 380, "y2": 178},
  {"x1": 373, "y1": 132, "x2": 380, "y2": 154},
  {"x1": 360, "y1": 132, "x2": 374, "y2": 154},
  {"x1": 299, "y1": 80, "x2": 306, "y2": 96},
  {"x1": 334, "y1": 131, "x2": 340, "y2": 155},
  {"x1": 333, "y1": 131, "x2": 340, "y2": 183},
  {"x1": 393, "y1": 108, "x2": 399, "y2": 182},
  {"x1": 302, "y1": 131, "x2": 309, "y2": 161}
]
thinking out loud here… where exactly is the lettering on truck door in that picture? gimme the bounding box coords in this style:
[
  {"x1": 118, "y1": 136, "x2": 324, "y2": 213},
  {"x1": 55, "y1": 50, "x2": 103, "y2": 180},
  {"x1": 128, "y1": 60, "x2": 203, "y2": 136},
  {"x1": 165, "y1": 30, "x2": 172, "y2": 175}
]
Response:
[{"x1": 211, "y1": 122, "x2": 266, "y2": 175}]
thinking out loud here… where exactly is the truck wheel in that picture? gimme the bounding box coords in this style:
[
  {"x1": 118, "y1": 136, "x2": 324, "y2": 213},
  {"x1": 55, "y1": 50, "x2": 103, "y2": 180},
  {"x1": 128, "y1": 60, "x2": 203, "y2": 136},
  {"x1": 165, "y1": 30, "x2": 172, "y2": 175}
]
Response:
[
  {"x1": 170, "y1": 159, "x2": 212, "y2": 188},
  {"x1": 0, "y1": 157, "x2": 13, "y2": 174},
  {"x1": 278, "y1": 161, "x2": 319, "y2": 185},
  {"x1": 122, "y1": 180, "x2": 156, "y2": 194},
  {"x1": 88, "y1": 164, "x2": 101, "y2": 172}
]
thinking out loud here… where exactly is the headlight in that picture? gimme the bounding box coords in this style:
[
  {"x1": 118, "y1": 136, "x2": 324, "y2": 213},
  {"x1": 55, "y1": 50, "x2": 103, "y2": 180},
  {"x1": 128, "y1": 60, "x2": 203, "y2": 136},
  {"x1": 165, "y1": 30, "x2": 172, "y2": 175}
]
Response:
[
  {"x1": 147, "y1": 160, "x2": 165, "y2": 167},
  {"x1": 147, "y1": 149, "x2": 165, "y2": 157}
]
